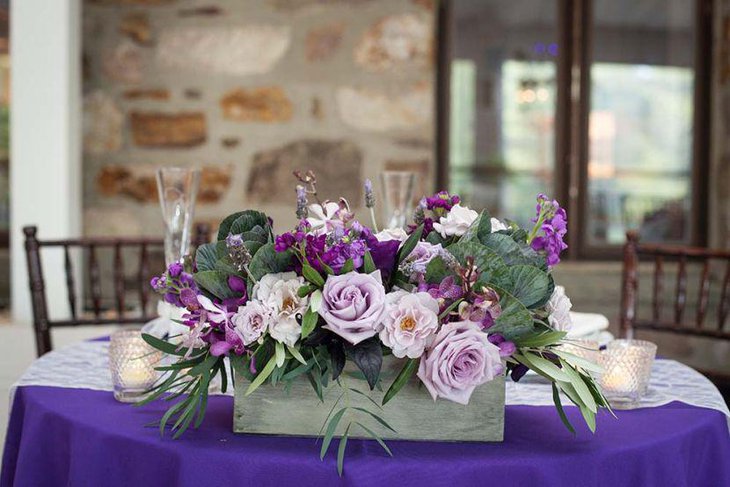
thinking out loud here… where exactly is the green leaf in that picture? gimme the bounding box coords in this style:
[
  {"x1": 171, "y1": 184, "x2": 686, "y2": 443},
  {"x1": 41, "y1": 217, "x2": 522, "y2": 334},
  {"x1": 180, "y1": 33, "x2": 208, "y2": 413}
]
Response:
[
  {"x1": 553, "y1": 349, "x2": 604, "y2": 374},
  {"x1": 382, "y1": 358, "x2": 418, "y2": 405},
  {"x1": 363, "y1": 251, "x2": 376, "y2": 273},
  {"x1": 447, "y1": 241, "x2": 505, "y2": 283},
  {"x1": 345, "y1": 337, "x2": 383, "y2": 390},
  {"x1": 297, "y1": 284, "x2": 317, "y2": 298},
  {"x1": 424, "y1": 256, "x2": 454, "y2": 284},
  {"x1": 141, "y1": 333, "x2": 205, "y2": 358},
  {"x1": 397, "y1": 225, "x2": 424, "y2": 264},
  {"x1": 328, "y1": 341, "x2": 346, "y2": 381},
  {"x1": 514, "y1": 330, "x2": 567, "y2": 348},
  {"x1": 479, "y1": 232, "x2": 547, "y2": 271},
  {"x1": 244, "y1": 356, "x2": 277, "y2": 396},
  {"x1": 320, "y1": 408, "x2": 347, "y2": 460},
  {"x1": 551, "y1": 382, "x2": 576, "y2": 435},
  {"x1": 194, "y1": 370, "x2": 211, "y2": 428},
  {"x1": 188, "y1": 354, "x2": 218, "y2": 376},
  {"x1": 580, "y1": 405, "x2": 597, "y2": 433},
  {"x1": 459, "y1": 209, "x2": 493, "y2": 243},
  {"x1": 193, "y1": 270, "x2": 238, "y2": 300},
  {"x1": 351, "y1": 407, "x2": 396, "y2": 433},
  {"x1": 196, "y1": 241, "x2": 227, "y2": 272},
  {"x1": 217, "y1": 210, "x2": 269, "y2": 241},
  {"x1": 354, "y1": 421, "x2": 393, "y2": 456},
  {"x1": 248, "y1": 244, "x2": 293, "y2": 281},
  {"x1": 490, "y1": 265, "x2": 551, "y2": 309},
  {"x1": 302, "y1": 263, "x2": 325, "y2": 287},
  {"x1": 337, "y1": 423, "x2": 351, "y2": 477},
  {"x1": 317, "y1": 392, "x2": 345, "y2": 437},
  {"x1": 488, "y1": 286, "x2": 535, "y2": 340},
  {"x1": 159, "y1": 393, "x2": 194, "y2": 436},
  {"x1": 340, "y1": 258, "x2": 354, "y2": 274},
  {"x1": 349, "y1": 388, "x2": 383, "y2": 410},
  {"x1": 560, "y1": 359, "x2": 598, "y2": 413},
  {"x1": 287, "y1": 344, "x2": 307, "y2": 365},
  {"x1": 519, "y1": 352, "x2": 571, "y2": 382},
  {"x1": 275, "y1": 341, "x2": 286, "y2": 368},
  {"x1": 300, "y1": 307, "x2": 319, "y2": 339}
]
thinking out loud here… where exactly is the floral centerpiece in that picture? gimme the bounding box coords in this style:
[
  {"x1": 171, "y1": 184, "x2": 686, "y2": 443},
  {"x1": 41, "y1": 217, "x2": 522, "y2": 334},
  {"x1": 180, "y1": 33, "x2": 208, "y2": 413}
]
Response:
[{"x1": 141, "y1": 171, "x2": 610, "y2": 474}]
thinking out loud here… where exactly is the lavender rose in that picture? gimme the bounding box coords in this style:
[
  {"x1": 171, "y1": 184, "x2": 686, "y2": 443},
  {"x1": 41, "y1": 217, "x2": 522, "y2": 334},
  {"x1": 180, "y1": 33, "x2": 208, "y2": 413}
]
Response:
[
  {"x1": 377, "y1": 291, "x2": 439, "y2": 358},
  {"x1": 401, "y1": 241, "x2": 445, "y2": 279},
  {"x1": 231, "y1": 300, "x2": 274, "y2": 346},
  {"x1": 319, "y1": 271, "x2": 386, "y2": 345},
  {"x1": 417, "y1": 321, "x2": 504, "y2": 405}
]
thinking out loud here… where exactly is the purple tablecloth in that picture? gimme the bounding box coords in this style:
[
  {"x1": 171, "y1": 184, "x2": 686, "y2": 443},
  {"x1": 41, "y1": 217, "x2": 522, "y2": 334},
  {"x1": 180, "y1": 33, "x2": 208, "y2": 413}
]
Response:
[{"x1": 1, "y1": 385, "x2": 728, "y2": 487}]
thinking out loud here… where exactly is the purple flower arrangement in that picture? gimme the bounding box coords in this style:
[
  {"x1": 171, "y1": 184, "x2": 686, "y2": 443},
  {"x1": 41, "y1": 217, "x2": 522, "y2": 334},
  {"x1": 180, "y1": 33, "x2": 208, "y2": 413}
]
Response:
[{"x1": 143, "y1": 177, "x2": 609, "y2": 474}]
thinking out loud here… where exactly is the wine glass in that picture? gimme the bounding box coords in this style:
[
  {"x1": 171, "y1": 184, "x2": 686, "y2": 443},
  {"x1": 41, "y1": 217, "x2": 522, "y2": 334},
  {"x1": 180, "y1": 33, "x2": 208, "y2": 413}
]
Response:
[{"x1": 156, "y1": 167, "x2": 200, "y2": 265}]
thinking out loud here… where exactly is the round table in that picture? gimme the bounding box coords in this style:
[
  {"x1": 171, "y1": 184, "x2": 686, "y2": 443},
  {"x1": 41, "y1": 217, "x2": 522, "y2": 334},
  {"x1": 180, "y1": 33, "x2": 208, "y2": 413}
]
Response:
[{"x1": 2, "y1": 345, "x2": 729, "y2": 487}]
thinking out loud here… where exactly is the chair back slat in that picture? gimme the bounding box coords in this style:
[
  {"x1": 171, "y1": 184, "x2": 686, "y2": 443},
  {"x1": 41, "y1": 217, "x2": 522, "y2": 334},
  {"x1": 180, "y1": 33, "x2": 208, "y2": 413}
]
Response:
[
  {"x1": 88, "y1": 244, "x2": 102, "y2": 318},
  {"x1": 23, "y1": 224, "x2": 211, "y2": 356},
  {"x1": 113, "y1": 243, "x2": 125, "y2": 318},
  {"x1": 63, "y1": 246, "x2": 77, "y2": 320},
  {"x1": 138, "y1": 242, "x2": 150, "y2": 318},
  {"x1": 652, "y1": 256, "x2": 663, "y2": 322},
  {"x1": 720, "y1": 262, "x2": 730, "y2": 331},
  {"x1": 620, "y1": 230, "x2": 730, "y2": 342},
  {"x1": 696, "y1": 260, "x2": 711, "y2": 327},
  {"x1": 674, "y1": 254, "x2": 687, "y2": 324}
]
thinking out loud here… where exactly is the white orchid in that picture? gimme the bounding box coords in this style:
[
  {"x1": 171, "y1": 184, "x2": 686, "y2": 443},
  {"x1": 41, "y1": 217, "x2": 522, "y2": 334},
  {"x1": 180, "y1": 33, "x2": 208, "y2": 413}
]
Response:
[{"x1": 306, "y1": 201, "x2": 347, "y2": 236}]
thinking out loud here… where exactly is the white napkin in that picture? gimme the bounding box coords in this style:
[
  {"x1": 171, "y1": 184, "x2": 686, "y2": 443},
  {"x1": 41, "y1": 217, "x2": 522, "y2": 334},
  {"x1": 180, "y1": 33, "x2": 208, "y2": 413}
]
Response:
[
  {"x1": 141, "y1": 301, "x2": 191, "y2": 338},
  {"x1": 567, "y1": 311, "x2": 613, "y2": 345}
]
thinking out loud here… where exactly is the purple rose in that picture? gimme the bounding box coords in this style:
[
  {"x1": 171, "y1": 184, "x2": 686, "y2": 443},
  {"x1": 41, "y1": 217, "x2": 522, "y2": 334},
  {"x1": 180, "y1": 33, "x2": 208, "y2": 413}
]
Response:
[
  {"x1": 417, "y1": 321, "x2": 504, "y2": 405},
  {"x1": 319, "y1": 271, "x2": 386, "y2": 345}
]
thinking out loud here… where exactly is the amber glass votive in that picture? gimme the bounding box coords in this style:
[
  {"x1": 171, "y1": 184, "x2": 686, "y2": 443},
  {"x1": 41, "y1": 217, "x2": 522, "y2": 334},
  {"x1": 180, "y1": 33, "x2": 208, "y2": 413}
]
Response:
[
  {"x1": 600, "y1": 339, "x2": 656, "y2": 409},
  {"x1": 109, "y1": 329, "x2": 163, "y2": 403}
]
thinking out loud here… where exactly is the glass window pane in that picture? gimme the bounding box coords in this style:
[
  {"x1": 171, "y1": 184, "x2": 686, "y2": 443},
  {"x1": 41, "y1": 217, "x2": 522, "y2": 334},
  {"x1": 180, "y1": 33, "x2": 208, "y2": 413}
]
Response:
[
  {"x1": 448, "y1": 1, "x2": 558, "y2": 227},
  {"x1": 587, "y1": 1, "x2": 695, "y2": 245}
]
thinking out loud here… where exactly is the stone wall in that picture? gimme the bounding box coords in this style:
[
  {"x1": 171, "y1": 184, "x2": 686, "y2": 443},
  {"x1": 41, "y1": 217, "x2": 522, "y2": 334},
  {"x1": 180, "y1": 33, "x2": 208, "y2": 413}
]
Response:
[{"x1": 82, "y1": 0, "x2": 435, "y2": 237}]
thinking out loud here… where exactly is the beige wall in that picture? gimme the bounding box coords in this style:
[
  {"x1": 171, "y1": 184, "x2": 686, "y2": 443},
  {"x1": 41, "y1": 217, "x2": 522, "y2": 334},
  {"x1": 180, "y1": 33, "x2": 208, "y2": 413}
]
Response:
[{"x1": 82, "y1": 0, "x2": 435, "y2": 237}]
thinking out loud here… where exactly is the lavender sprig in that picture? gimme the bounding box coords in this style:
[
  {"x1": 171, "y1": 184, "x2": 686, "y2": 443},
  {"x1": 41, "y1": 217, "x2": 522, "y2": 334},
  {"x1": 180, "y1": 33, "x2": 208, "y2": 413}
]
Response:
[
  {"x1": 364, "y1": 179, "x2": 379, "y2": 233},
  {"x1": 295, "y1": 185, "x2": 309, "y2": 220},
  {"x1": 226, "y1": 233, "x2": 256, "y2": 282}
]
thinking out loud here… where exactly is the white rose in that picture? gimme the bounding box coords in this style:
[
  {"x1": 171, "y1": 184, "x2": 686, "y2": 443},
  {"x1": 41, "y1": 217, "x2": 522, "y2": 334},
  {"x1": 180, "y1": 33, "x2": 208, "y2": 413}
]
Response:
[
  {"x1": 546, "y1": 286, "x2": 573, "y2": 331},
  {"x1": 231, "y1": 300, "x2": 274, "y2": 345},
  {"x1": 253, "y1": 272, "x2": 308, "y2": 345},
  {"x1": 377, "y1": 291, "x2": 440, "y2": 359},
  {"x1": 433, "y1": 204, "x2": 479, "y2": 238},
  {"x1": 490, "y1": 218, "x2": 508, "y2": 232},
  {"x1": 269, "y1": 317, "x2": 302, "y2": 347},
  {"x1": 374, "y1": 227, "x2": 408, "y2": 242}
]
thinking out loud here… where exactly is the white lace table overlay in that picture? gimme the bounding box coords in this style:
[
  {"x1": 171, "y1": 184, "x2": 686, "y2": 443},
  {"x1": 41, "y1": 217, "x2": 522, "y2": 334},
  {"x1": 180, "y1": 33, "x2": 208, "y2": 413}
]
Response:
[{"x1": 12, "y1": 341, "x2": 730, "y2": 427}]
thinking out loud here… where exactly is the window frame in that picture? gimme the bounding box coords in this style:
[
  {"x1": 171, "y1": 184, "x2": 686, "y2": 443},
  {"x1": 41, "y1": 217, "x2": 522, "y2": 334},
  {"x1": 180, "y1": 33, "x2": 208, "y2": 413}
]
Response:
[{"x1": 435, "y1": 0, "x2": 713, "y2": 259}]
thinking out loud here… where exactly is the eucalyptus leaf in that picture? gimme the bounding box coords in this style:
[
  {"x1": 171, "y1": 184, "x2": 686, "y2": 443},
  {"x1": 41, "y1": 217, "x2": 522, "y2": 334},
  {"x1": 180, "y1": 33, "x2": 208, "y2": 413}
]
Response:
[
  {"x1": 244, "y1": 356, "x2": 277, "y2": 396},
  {"x1": 513, "y1": 330, "x2": 567, "y2": 348},
  {"x1": 355, "y1": 421, "x2": 393, "y2": 456},
  {"x1": 551, "y1": 382, "x2": 576, "y2": 435},
  {"x1": 382, "y1": 358, "x2": 418, "y2": 405},
  {"x1": 300, "y1": 307, "x2": 319, "y2": 339},
  {"x1": 275, "y1": 341, "x2": 286, "y2": 368},
  {"x1": 560, "y1": 359, "x2": 598, "y2": 413},
  {"x1": 286, "y1": 344, "x2": 307, "y2": 365},
  {"x1": 337, "y1": 423, "x2": 351, "y2": 476},
  {"x1": 320, "y1": 407, "x2": 347, "y2": 460},
  {"x1": 397, "y1": 225, "x2": 423, "y2": 264},
  {"x1": 552, "y1": 349, "x2": 604, "y2": 374},
  {"x1": 520, "y1": 351, "x2": 571, "y2": 382}
]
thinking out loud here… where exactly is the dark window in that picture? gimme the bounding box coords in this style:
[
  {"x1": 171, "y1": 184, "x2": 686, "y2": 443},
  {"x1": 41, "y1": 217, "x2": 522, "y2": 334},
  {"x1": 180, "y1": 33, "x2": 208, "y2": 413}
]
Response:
[{"x1": 437, "y1": 0, "x2": 712, "y2": 258}]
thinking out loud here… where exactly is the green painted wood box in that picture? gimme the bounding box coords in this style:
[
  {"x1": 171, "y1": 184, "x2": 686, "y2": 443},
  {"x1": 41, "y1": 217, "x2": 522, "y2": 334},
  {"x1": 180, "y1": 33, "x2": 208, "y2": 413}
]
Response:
[{"x1": 233, "y1": 356, "x2": 505, "y2": 442}]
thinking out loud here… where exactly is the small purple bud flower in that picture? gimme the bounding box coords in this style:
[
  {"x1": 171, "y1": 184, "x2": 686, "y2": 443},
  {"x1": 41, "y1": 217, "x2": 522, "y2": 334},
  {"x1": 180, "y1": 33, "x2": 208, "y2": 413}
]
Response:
[
  {"x1": 226, "y1": 233, "x2": 244, "y2": 249},
  {"x1": 168, "y1": 262, "x2": 183, "y2": 278}
]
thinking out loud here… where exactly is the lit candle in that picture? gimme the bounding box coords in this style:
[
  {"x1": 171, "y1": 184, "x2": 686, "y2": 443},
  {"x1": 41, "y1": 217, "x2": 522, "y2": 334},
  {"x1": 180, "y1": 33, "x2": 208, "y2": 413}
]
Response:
[
  {"x1": 599, "y1": 339, "x2": 656, "y2": 408},
  {"x1": 109, "y1": 329, "x2": 162, "y2": 403},
  {"x1": 601, "y1": 364, "x2": 632, "y2": 394},
  {"x1": 120, "y1": 365, "x2": 153, "y2": 389}
]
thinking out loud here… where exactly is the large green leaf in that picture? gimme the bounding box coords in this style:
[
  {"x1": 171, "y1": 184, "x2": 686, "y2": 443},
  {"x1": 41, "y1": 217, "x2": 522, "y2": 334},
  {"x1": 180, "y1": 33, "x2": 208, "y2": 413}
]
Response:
[
  {"x1": 241, "y1": 225, "x2": 269, "y2": 244},
  {"x1": 248, "y1": 243, "x2": 293, "y2": 281},
  {"x1": 479, "y1": 233, "x2": 547, "y2": 270},
  {"x1": 229, "y1": 211, "x2": 269, "y2": 237},
  {"x1": 489, "y1": 285, "x2": 535, "y2": 340},
  {"x1": 459, "y1": 209, "x2": 493, "y2": 244},
  {"x1": 196, "y1": 241, "x2": 227, "y2": 272},
  {"x1": 216, "y1": 210, "x2": 269, "y2": 241},
  {"x1": 446, "y1": 241, "x2": 506, "y2": 283},
  {"x1": 424, "y1": 256, "x2": 454, "y2": 284},
  {"x1": 489, "y1": 265, "x2": 551, "y2": 309},
  {"x1": 193, "y1": 270, "x2": 238, "y2": 300}
]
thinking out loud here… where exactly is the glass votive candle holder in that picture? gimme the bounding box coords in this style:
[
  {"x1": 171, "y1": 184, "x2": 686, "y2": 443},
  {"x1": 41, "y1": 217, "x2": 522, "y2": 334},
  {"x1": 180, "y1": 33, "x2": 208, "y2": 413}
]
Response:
[
  {"x1": 109, "y1": 329, "x2": 163, "y2": 403},
  {"x1": 600, "y1": 339, "x2": 657, "y2": 409}
]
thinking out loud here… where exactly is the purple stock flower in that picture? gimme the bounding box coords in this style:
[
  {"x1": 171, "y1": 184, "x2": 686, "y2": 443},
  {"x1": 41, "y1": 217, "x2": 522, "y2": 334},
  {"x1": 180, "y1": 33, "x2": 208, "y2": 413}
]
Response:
[
  {"x1": 530, "y1": 194, "x2": 568, "y2": 267},
  {"x1": 168, "y1": 262, "x2": 183, "y2": 278}
]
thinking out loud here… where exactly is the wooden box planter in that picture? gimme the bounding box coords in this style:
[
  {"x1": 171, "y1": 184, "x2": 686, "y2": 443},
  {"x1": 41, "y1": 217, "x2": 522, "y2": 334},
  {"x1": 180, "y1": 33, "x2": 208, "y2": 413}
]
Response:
[{"x1": 233, "y1": 356, "x2": 505, "y2": 442}]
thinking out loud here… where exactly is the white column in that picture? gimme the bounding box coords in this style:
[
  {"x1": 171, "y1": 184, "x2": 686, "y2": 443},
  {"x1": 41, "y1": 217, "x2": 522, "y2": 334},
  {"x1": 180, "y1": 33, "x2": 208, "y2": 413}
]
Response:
[{"x1": 10, "y1": 0, "x2": 82, "y2": 324}]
